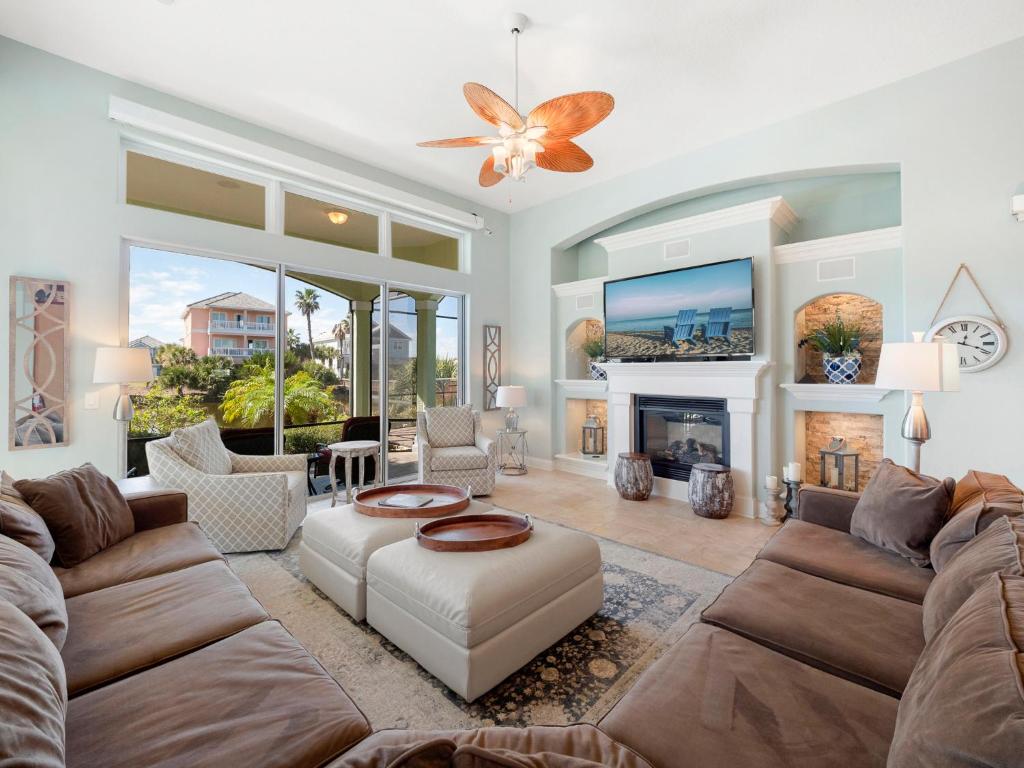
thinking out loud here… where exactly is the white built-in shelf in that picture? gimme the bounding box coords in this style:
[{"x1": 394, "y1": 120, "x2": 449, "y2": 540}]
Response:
[
  {"x1": 555, "y1": 379, "x2": 609, "y2": 399},
  {"x1": 780, "y1": 383, "x2": 893, "y2": 402},
  {"x1": 554, "y1": 452, "x2": 609, "y2": 479}
]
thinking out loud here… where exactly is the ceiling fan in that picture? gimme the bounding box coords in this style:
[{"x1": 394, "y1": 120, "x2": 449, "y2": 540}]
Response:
[{"x1": 417, "y1": 13, "x2": 614, "y2": 187}]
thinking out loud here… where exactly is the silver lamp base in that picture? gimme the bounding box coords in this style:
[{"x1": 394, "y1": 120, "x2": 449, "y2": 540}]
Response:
[
  {"x1": 504, "y1": 407, "x2": 519, "y2": 432},
  {"x1": 113, "y1": 392, "x2": 134, "y2": 422},
  {"x1": 900, "y1": 390, "x2": 930, "y2": 473}
]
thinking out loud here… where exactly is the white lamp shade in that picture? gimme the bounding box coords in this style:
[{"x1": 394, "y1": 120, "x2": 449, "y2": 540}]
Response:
[
  {"x1": 93, "y1": 347, "x2": 154, "y2": 384},
  {"x1": 875, "y1": 337, "x2": 958, "y2": 392},
  {"x1": 495, "y1": 385, "x2": 527, "y2": 408}
]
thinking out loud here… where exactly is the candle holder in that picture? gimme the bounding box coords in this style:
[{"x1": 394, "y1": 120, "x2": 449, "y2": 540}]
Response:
[
  {"x1": 783, "y1": 479, "x2": 803, "y2": 520},
  {"x1": 760, "y1": 485, "x2": 785, "y2": 527}
]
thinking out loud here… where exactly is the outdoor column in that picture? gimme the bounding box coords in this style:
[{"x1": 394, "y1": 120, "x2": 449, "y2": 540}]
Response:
[
  {"x1": 351, "y1": 301, "x2": 373, "y2": 417},
  {"x1": 415, "y1": 299, "x2": 438, "y2": 410}
]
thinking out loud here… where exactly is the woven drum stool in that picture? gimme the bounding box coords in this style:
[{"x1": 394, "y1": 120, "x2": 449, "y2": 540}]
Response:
[{"x1": 688, "y1": 462, "x2": 734, "y2": 519}]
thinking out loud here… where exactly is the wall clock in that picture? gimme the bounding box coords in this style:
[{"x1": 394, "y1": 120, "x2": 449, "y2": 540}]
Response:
[{"x1": 925, "y1": 315, "x2": 1007, "y2": 373}]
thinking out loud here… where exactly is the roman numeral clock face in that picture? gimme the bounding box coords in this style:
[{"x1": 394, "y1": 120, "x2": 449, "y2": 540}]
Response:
[{"x1": 927, "y1": 315, "x2": 1007, "y2": 373}]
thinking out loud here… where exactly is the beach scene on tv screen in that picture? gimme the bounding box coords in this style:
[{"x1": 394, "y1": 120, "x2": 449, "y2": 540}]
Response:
[{"x1": 605, "y1": 259, "x2": 754, "y2": 358}]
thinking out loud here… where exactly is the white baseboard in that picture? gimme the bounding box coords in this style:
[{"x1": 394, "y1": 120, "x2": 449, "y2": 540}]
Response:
[{"x1": 525, "y1": 456, "x2": 554, "y2": 471}]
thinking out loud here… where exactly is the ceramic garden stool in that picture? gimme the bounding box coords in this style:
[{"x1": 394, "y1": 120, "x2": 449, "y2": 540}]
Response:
[
  {"x1": 688, "y1": 462, "x2": 735, "y2": 519},
  {"x1": 328, "y1": 440, "x2": 381, "y2": 506},
  {"x1": 614, "y1": 452, "x2": 653, "y2": 501}
]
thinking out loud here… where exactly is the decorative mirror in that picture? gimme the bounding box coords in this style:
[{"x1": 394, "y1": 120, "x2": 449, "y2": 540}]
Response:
[
  {"x1": 483, "y1": 325, "x2": 501, "y2": 410},
  {"x1": 9, "y1": 277, "x2": 70, "y2": 450}
]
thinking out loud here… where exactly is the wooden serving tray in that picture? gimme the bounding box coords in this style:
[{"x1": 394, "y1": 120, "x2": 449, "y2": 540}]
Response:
[
  {"x1": 415, "y1": 513, "x2": 533, "y2": 552},
  {"x1": 353, "y1": 484, "x2": 471, "y2": 518}
]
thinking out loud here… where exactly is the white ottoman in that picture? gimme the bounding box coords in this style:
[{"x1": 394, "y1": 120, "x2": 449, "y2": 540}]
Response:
[
  {"x1": 299, "y1": 500, "x2": 492, "y2": 621},
  {"x1": 365, "y1": 517, "x2": 603, "y2": 701}
]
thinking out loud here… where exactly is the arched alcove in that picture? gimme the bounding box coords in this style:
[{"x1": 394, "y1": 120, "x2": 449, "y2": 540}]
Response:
[
  {"x1": 565, "y1": 317, "x2": 604, "y2": 380},
  {"x1": 795, "y1": 293, "x2": 883, "y2": 384}
]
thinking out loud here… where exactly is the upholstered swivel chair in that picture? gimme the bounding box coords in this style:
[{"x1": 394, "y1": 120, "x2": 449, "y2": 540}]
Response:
[{"x1": 416, "y1": 405, "x2": 496, "y2": 496}]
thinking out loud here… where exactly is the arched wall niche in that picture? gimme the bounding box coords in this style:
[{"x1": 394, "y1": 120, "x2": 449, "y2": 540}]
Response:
[
  {"x1": 795, "y1": 292, "x2": 883, "y2": 384},
  {"x1": 565, "y1": 317, "x2": 604, "y2": 380}
]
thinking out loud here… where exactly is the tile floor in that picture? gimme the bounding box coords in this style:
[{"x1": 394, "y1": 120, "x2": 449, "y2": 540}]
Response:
[{"x1": 489, "y1": 467, "x2": 775, "y2": 577}]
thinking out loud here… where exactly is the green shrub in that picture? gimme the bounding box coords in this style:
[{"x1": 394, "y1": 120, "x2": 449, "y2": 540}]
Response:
[{"x1": 284, "y1": 422, "x2": 346, "y2": 454}]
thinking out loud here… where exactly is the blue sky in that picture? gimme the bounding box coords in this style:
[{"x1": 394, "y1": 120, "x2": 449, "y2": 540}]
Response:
[
  {"x1": 605, "y1": 258, "x2": 753, "y2": 321},
  {"x1": 128, "y1": 247, "x2": 459, "y2": 357}
]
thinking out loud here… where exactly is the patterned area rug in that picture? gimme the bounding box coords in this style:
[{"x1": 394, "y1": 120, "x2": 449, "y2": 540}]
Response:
[{"x1": 228, "y1": 522, "x2": 731, "y2": 731}]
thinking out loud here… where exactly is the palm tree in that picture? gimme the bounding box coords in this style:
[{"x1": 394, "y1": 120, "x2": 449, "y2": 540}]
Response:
[
  {"x1": 221, "y1": 360, "x2": 334, "y2": 427},
  {"x1": 333, "y1": 317, "x2": 350, "y2": 376},
  {"x1": 294, "y1": 288, "x2": 321, "y2": 360}
]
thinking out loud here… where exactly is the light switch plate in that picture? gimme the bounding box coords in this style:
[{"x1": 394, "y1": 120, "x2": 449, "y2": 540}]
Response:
[{"x1": 84, "y1": 392, "x2": 99, "y2": 410}]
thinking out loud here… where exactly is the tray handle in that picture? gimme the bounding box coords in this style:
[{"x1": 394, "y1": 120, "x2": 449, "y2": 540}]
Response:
[
  {"x1": 465, "y1": 484, "x2": 473, "y2": 502},
  {"x1": 525, "y1": 514, "x2": 533, "y2": 530},
  {"x1": 414, "y1": 522, "x2": 421, "y2": 539}
]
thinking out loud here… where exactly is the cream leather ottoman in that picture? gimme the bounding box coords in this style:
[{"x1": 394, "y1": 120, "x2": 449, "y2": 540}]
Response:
[
  {"x1": 299, "y1": 500, "x2": 491, "y2": 621},
  {"x1": 365, "y1": 517, "x2": 603, "y2": 701}
]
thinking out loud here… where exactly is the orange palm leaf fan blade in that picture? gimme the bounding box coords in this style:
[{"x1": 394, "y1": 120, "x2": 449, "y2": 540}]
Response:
[
  {"x1": 463, "y1": 82, "x2": 524, "y2": 131},
  {"x1": 527, "y1": 92, "x2": 614, "y2": 143},
  {"x1": 536, "y1": 140, "x2": 594, "y2": 173},
  {"x1": 479, "y1": 155, "x2": 505, "y2": 187},
  {"x1": 417, "y1": 137, "x2": 495, "y2": 148}
]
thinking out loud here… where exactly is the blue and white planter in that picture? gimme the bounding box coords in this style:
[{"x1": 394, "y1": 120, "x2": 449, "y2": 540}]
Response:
[
  {"x1": 823, "y1": 354, "x2": 862, "y2": 385},
  {"x1": 589, "y1": 361, "x2": 608, "y2": 381}
]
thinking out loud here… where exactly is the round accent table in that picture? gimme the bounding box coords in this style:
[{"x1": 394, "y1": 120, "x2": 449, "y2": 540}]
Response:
[
  {"x1": 328, "y1": 440, "x2": 381, "y2": 506},
  {"x1": 614, "y1": 452, "x2": 653, "y2": 501},
  {"x1": 497, "y1": 429, "x2": 529, "y2": 476},
  {"x1": 688, "y1": 463, "x2": 735, "y2": 519}
]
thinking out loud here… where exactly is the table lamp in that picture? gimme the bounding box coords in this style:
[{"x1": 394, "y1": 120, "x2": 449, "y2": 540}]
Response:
[
  {"x1": 93, "y1": 347, "x2": 155, "y2": 421},
  {"x1": 875, "y1": 333, "x2": 959, "y2": 472},
  {"x1": 495, "y1": 385, "x2": 527, "y2": 432}
]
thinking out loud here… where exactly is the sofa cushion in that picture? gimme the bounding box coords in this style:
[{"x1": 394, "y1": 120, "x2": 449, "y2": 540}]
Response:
[
  {"x1": 430, "y1": 446, "x2": 489, "y2": 472},
  {"x1": 329, "y1": 725, "x2": 652, "y2": 768},
  {"x1": 0, "y1": 495, "x2": 55, "y2": 562},
  {"x1": 424, "y1": 405, "x2": 476, "y2": 448},
  {"x1": 54, "y1": 522, "x2": 223, "y2": 598},
  {"x1": 66, "y1": 620, "x2": 371, "y2": 768},
  {"x1": 171, "y1": 418, "x2": 233, "y2": 475},
  {"x1": 62, "y1": 560, "x2": 269, "y2": 695},
  {"x1": 757, "y1": 519, "x2": 934, "y2": 603},
  {"x1": 888, "y1": 573, "x2": 1024, "y2": 767},
  {"x1": 0, "y1": 535, "x2": 67, "y2": 649},
  {"x1": 599, "y1": 623, "x2": 898, "y2": 768},
  {"x1": 931, "y1": 500, "x2": 1024, "y2": 574},
  {"x1": 950, "y1": 468, "x2": 1024, "y2": 515},
  {"x1": 0, "y1": 600, "x2": 66, "y2": 768},
  {"x1": 849, "y1": 459, "x2": 954, "y2": 567},
  {"x1": 702, "y1": 559, "x2": 923, "y2": 696},
  {"x1": 14, "y1": 463, "x2": 135, "y2": 567},
  {"x1": 922, "y1": 515, "x2": 1024, "y2": 641}
]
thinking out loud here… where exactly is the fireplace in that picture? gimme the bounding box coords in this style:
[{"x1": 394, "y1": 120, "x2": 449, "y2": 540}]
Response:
[{"x1": 634, "y1": 395, "x2": 730, "y2": 482}]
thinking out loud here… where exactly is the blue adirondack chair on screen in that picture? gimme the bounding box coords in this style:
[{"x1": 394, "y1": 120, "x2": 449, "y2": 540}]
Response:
[
  {"x1": 706, "y1": 307, "x2": 733, "y2": 339},
  {"x1": 670, "y1": 309, "x2": 699, "y2": 347}
]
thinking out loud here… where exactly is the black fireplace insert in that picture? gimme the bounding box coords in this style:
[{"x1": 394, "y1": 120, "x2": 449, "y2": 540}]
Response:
[{"x1": 634, "y1": 395, "x2": 729, "y2": 482}]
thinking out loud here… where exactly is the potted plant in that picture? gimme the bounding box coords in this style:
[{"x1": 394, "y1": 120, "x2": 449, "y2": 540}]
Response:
[
  {"x1": 799, "y1": 313, "x2": 863, "y2": 384},
  {"x1": 581, "y1": 338, "x2": 608, "y2": 381}
]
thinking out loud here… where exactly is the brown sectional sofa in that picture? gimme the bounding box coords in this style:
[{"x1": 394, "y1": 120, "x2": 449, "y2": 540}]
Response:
[{"x1": 3, "y1": 471, "x2": 1022, "y2": 766}]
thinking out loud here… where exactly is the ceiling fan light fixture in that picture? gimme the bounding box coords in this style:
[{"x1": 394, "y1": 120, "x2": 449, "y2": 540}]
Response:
[{"x1": 326, "y1": 210, "x2": 349, "y2": 225}]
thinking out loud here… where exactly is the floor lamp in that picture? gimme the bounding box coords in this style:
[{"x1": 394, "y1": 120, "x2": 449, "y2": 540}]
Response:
[
  {"x1": 874, "y1": 333, "x2": 959, "y2": 473},
  {"x1": 93, "y1": 347, "x2": 155, "y2": 477}
]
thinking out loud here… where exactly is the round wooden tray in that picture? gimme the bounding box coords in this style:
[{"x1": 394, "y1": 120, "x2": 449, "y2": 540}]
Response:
[
  {"x1": 353, "y1": 484, "x2": 471, "y2": 518},
  {"x1": 415, "y1": 513, "x2": 533, "y2": 552}
]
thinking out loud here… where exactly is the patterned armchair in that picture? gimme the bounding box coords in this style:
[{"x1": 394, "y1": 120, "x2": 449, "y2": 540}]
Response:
[
  {"x1": 417, "y1": 405, "x2": 496, "y2": 496},
  {"x1": 145, "y1": 419, "x2": 307, "y2": 553}
]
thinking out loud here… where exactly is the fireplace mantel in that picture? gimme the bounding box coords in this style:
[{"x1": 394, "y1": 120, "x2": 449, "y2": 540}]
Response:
[{"x1": 602, "y1": 360, "x2": 772, "y2": 517}]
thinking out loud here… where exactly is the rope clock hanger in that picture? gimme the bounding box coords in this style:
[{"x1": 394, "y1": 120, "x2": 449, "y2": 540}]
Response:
[{"x1": 924, "y1": 263, "x2": 1007, "y2": 373}]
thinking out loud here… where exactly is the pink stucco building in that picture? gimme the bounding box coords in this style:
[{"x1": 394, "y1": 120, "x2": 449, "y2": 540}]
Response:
[{"x1": 182, "y1": 292, "x2": 276, "y2": 361}]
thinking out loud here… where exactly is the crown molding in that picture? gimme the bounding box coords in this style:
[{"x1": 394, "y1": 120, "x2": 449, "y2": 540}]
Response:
[
  {"x1": 552, "y1": 277, "x2": 606, "y2": 297},
  {"x1": 594, "y1": 197, "x2": 798, "y2": 253},
  {"x1": 773, "y1": 226, "x2": 902, "y2": 265}
]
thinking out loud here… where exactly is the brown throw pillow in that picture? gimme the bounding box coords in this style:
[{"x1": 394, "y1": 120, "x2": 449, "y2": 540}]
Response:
[
  {"x1": 0, "y1": 536, "x2": 67, "y2": 650},
  {"x1": 950, "y1": 469, "x2": 1024, "y2": 515},
  {"x1": 922, "y1": 516, "x2": 1024, "y2": 641},
  {"x1": 930, "y1": 470, "x2": 1024, "y2": 572},
  {"x1": 0, "y1": 600, "x2": 67, "y2": 767},
  {"x1": 0, "y1": 497, "x2": 55, "y2": 563},
  {"x1": 888, "y1": 572, "x2": 1024, "y2": 767},
  {"x1": 14, "y1": 464, "x2": 134, "y2": 568},
  {"x1": 849, "y1": 459, "x2": 954, "y2": 567}
]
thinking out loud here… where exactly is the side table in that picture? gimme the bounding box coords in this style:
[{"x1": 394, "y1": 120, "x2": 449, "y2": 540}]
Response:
[
  {"x1": 328, "y1": 440, "x2": 381, "y2": 506},
  {"x1": 497, "y1": 430, "x2": 529, "y2": 476}
]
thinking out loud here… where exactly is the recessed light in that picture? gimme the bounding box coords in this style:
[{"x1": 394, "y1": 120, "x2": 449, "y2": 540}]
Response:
[{"x1": 327, "y1": 210, "x2": 349, "y2": 225}]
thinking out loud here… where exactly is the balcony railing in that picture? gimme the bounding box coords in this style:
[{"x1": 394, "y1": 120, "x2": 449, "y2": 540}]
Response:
[
  {"x1": 209, "y1": 347, "x2": 261, "y2": 359},
  {"x1": 209, "y1": 320, "x2": 275, "y2": 334}
]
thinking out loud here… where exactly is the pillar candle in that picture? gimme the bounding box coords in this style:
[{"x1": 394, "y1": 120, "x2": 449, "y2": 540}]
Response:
[
  {"x1": 788, "y1": 462, "x2": 802, "y2": 482},
  {"x1": 766, "y1": 475, "x2": 779, "y2": 490}
]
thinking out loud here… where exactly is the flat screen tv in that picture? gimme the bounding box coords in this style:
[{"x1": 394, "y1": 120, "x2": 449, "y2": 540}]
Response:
[{"x1": 604, "y1": 257, "x2": 754, "y2": 360}]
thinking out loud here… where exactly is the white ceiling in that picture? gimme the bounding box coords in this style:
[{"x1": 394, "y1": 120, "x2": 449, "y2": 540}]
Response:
[{"x1": 3, "y1": 1, "x2": 1024, "y2": 213}]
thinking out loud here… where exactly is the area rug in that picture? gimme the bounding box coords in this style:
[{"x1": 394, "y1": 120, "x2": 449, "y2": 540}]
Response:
[{"x1": 227, "y1": 523, "x2": 731, "y2": 731}]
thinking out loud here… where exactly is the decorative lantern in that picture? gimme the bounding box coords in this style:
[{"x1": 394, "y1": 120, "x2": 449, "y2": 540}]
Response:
[
  {"x1": 818, "y1": 436, "x2": 861, "y2": 492},
  {"x1": 582, "y1": 414, "x2": 605, "y2": 458}
]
